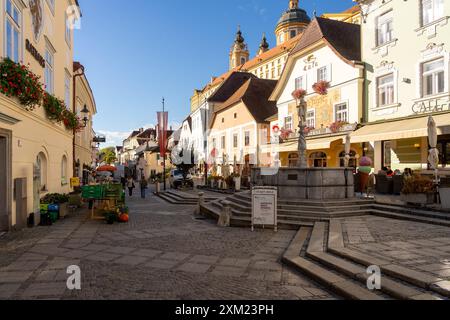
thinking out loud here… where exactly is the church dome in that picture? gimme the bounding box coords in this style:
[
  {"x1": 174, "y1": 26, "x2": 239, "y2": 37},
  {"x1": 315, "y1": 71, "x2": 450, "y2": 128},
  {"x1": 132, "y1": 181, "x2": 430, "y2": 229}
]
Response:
[{"x1": 276, "y1": 7, "x2": 311, "y2": 29}]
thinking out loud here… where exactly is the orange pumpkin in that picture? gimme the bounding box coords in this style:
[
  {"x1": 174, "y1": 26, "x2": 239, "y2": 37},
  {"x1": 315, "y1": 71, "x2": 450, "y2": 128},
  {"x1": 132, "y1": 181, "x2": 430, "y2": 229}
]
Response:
[{"x1": 119, "y1": 214, "x2": 129, "y2": 223}]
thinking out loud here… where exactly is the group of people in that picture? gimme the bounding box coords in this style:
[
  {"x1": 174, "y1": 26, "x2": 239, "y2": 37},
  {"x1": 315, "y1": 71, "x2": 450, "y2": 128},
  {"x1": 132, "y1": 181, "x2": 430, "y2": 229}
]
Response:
[
  {"x1": 378, "y1": 167, "x2": 414, "y2": 178},
  {"x1": 121, "y1": 176, "x2": 149, "y2": 199}
]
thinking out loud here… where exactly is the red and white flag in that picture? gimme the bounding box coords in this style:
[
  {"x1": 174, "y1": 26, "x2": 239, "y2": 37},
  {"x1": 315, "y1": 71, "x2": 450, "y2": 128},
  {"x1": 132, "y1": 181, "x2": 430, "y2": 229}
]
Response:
[{"x1": 157, "y1": 112, "x2": 168, "y2": 158}]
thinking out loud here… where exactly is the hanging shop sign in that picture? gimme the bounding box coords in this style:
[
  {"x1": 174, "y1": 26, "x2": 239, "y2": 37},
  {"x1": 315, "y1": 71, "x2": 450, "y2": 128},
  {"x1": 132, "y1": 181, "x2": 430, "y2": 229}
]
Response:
[
  {"x1": 412, "y1": 98, "x2": 450, "y2": 115},
  {"x1": 25, "y1": 39, "x2": 45, "y2": 68}
]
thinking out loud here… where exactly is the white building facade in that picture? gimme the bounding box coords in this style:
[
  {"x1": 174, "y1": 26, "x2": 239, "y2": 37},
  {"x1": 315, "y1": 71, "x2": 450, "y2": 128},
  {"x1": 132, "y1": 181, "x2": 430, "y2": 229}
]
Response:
[{"x1": 352, "y1": 0, "x2": 450, "y2": 172}]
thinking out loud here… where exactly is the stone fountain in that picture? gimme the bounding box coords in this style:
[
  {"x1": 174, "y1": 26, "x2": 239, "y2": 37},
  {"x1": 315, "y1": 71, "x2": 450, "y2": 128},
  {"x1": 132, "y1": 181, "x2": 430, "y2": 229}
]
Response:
[{"x1": 252, "y1": 95, "x2": 355, "y2": 200}]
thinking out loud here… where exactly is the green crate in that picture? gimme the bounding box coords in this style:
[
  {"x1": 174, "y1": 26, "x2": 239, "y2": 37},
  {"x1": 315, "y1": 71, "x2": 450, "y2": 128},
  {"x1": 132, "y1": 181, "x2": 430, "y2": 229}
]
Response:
[
  {"x1": 81, "y1": 185, "x2": 104, "y2": 199},
  {"x1": 104, "y1": 184, "x2": 122, "y2": 199}
]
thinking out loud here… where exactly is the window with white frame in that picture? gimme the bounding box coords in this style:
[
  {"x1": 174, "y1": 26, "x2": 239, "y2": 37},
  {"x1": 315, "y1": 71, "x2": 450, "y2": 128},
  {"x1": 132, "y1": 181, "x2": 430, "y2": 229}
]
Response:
[
  {"x1": 45, "y1": 49, "x2": 54, "y2": 94},
  {"x1": 5, "y1": 0, "x2": 21, "y2": 63},
  {"x1": 221, "y1": 135, "x2": 226, "y2": 150},
  {"x1": 233, "y1": 134, "x2": 238, "y2": 148},
  {"x1": 244, "y1": 131, "x2": 250, "y2": 147},
  {"x1": 317, "y1": 67, "x2": 328, "y2": 82},
  {"x1": 422, "y1": 0, "x2": 444, "y2": 26},
  {"x1": 295, "y1": 76, "x2": 305, "y2": 90},
  {"x1": 284, "y1": 116, "x2": 293, "y2": 131},
  {"x1": 422, "y1": 58, "x2": 445, "y2": 97},
  {"x1": 377, "y1": 73, "x2": 395, "y2": 107},
  {"x1": 376, "y1": 11, "x2": 394, "y2": 46},
  {"x1": 64, "y1": 72, "x2": 71, "y2": 108},
  {"x1": 306, "y1": 109, "x2": 315, "y2": 129},
  {"x1": 335, "y1": 103, "x2": 348, "y2": 123},
  {"x1": 65, "y1": 12, "x2": 72, "y2": 46}
]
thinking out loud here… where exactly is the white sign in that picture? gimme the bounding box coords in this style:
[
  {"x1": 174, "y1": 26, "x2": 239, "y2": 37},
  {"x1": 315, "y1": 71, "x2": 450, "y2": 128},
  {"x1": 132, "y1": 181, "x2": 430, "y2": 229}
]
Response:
[{"x1": 252, "y1": 187, "x2": 278, "y2": 232}]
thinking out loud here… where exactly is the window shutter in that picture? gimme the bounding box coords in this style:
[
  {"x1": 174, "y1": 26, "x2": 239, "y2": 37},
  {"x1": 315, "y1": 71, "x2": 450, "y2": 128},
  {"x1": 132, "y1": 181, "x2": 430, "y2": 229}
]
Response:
[{"x1": 327, "y1": 64, "x2": 333, "y2": 82}]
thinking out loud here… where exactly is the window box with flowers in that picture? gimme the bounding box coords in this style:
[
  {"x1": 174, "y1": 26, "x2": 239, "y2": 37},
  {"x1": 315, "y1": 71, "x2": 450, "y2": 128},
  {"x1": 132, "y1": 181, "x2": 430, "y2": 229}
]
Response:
[
  {"x1": 329, "y1": 121, "x2": 349, "y2": 134},
  {"x1": 312, "y1": 81, "x2": 330, "y2": 96},
  {"x1": 0, "y1": 58, "x2": 82, "y2": 131},
  {"x1": 0, "y1": 58, "x2": 44, "y2": 110}
]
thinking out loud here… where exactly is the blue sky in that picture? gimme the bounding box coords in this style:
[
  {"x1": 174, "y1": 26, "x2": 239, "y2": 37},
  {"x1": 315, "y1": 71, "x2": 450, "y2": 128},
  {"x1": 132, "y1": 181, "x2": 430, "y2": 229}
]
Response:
[{"x1": 74, "y1": 0, "x2": 355, "y2": 147}]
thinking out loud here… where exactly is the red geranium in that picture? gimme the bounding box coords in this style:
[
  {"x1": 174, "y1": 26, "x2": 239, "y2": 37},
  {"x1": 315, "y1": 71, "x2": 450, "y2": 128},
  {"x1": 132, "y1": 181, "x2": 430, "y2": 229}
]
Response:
[
  {"x1": 291, "y1": 89, "x2": 307, "y2": 100},
  {"x1": 312, "y1": 81, "x2": 330, "y2": 96}
]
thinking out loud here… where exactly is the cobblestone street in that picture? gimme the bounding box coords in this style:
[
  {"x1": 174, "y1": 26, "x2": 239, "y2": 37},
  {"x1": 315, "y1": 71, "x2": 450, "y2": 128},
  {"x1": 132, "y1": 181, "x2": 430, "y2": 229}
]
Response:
[{"x1": 0, "y1": 189, "x2": 333, "y2": 300}]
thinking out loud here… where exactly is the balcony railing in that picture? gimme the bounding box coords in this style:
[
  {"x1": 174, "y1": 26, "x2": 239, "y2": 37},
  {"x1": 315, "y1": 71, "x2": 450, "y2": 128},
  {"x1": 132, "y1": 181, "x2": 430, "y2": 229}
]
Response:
[{"x1": 277, "y1": 123, "x2": 358, "y2": 142}]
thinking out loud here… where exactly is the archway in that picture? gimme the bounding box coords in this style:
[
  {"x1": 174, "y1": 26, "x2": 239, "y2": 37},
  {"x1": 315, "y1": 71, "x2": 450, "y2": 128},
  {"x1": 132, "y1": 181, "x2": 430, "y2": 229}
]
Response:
[
  {"x1": 309, "y1": 152, "x2": 328, "y2": 168},
  {"x1": 339, "y1": 150, "x2": 357, "y2": 168},
  {"x1": 288, "y1": 153, "x2": 299, "y2": 168}
]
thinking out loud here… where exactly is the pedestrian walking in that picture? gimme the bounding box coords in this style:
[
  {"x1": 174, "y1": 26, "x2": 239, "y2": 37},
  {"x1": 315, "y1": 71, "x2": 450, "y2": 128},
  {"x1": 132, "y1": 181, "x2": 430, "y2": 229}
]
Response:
[
  {"x1": 127, "y1": 177, "x2": 135, "y2": 197},
  {"x1": 140, "y1": 177, "x2": 148, "y2": 199},
  {"x1": 120, "y1": 176, "x2": 126, "y2": 189}
]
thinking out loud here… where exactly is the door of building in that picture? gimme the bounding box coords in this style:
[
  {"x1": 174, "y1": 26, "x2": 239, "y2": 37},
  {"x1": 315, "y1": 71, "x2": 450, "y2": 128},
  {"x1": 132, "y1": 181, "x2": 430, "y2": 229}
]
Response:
[
  {"x1": 437, "y1": 135, "x2": 450, "y2": 168},
  {"x1": 0, "y1": 131, "x2": 11, "y2": 231}
]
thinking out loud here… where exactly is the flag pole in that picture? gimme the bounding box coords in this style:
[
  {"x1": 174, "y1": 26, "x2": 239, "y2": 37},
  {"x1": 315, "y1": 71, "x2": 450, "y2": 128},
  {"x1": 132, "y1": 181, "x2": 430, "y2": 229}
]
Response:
[{"x1": 162, "y1": 97, "x2": 167, "y2": 191}]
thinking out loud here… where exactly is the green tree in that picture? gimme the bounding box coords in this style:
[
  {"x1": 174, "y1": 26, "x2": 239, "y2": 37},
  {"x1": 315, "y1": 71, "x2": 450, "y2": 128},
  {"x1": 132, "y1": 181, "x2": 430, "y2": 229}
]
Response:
[{"x1": 100, "y1": 147, "x2": 117, "y2": 165}]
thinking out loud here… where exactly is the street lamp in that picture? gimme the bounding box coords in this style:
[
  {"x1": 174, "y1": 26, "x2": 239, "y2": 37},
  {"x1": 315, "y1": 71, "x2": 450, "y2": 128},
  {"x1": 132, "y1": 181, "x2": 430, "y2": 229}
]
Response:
[{"x1": 81, "y1": 104, "x2": 90, "y2": 128}]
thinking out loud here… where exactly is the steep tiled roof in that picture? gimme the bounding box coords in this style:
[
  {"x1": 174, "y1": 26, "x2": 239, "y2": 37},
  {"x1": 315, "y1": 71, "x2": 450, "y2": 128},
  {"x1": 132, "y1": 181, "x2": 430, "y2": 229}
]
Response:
[
  {"x1": 214, "y1": 78, "x2": 278, "y2": 124},
  {"x1": 290, "y1": 17, "x2": 361, "y2": 63},
  {"x1": 208, "y1": 72, "x2": 257, "y2": 103}
]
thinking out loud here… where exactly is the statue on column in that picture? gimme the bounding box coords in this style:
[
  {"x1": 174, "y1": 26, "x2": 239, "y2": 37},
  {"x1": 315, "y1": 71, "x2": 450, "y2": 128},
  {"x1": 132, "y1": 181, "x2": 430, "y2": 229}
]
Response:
[{"x1": 292, "y1": 89, "x2": 308, "y2": 168}]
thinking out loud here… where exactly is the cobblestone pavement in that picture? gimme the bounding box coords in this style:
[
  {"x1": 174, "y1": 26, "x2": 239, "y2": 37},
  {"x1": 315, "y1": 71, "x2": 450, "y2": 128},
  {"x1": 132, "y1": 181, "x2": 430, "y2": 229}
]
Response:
[
  {"x1": 343, "y1": 216, "x2": 450, "y2": 279},
  {"x1": 0, "y1": 189, "x2": 333, "y2": 300}
]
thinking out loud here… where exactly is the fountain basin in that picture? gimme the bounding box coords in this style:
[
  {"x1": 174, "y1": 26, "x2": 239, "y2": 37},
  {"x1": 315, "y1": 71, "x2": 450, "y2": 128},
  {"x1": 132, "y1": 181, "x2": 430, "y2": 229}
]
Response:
[{"x1": 251, "y1": 167, "x2": 355, "y2": 200}]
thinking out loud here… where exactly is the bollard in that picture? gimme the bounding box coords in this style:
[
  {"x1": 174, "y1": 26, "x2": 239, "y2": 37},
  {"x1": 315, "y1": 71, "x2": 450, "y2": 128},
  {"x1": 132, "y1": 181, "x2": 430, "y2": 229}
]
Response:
[
  {"x1": 218, "y1": 200, "x2": 231, "y2": 227},
  {"x1": 196, "y1": 192, "x2": 205, "y2": 216}
]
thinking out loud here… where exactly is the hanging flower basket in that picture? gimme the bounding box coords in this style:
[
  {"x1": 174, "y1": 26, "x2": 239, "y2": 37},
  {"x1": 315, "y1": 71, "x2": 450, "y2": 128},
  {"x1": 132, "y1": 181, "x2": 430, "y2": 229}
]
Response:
[
  {"x1": 312, "y1": 81, "x2": 330, "y2": 95},
  {"x1": 280, "y1": 128, "x2": 293, "y2": 141},
  {"x1": 304, "y1": 127, "x2": 315, "y2": 135},
  {"x1": 291, "y1": 89, "x2": 307, "y2": 101},
  {"x1": 43, "y1": 93, "x2": 65, "y2": 121}
]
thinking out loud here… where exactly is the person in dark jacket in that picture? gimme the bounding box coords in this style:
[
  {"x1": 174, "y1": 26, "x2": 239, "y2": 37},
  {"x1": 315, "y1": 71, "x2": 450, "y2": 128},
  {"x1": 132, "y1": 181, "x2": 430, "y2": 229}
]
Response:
[{"x1": 140, "y1": 177, "x2": 148, "y2": 199}]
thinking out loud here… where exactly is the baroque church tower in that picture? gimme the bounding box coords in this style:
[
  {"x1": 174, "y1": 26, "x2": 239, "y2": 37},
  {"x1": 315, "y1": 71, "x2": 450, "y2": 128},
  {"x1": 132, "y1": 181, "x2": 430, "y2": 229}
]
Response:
[
  {"x1": 229, "y1": 26, "x2": 249, "y2": 70},
  {"x1": 275, "y1": 0, "x2": 311, "y2": 45}
]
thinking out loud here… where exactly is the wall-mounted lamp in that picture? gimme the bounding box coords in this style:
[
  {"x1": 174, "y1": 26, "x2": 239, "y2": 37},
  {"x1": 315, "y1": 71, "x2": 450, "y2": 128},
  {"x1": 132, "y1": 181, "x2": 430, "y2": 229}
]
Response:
[
  {"x1": 81, "y1": 104, "x2": 90, "y2": 128},
  {"x1": 414, "y1": 143, "x2": 421, "y2": 149}
]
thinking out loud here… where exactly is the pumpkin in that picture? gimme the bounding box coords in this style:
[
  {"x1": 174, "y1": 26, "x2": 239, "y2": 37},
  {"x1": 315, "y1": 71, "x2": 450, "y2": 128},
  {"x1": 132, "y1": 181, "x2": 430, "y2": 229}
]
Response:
[{"x1": 119, "y1": 214, "x2": 129, "y2": 223}]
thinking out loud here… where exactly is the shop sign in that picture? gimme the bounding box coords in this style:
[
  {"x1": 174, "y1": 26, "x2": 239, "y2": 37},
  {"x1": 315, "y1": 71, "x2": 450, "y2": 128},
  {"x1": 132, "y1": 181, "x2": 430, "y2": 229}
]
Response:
[
  {"x1": 25, "y1": 39, "x2": 45, "y2": 68},
  {"x1": 412, "y1": 98, "x2": 450, "y2": 115},
  {"x1": 70, "y1": 177, "x2": 80, "y2": 188},
  {"x1": 251, "y1": 187, "x2": 277, "y2": 232}
]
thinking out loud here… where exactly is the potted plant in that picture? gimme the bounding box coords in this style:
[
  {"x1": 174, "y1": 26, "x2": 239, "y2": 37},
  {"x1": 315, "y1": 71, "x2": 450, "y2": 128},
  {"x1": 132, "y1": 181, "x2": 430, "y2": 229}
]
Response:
[
  {"x1": 401, "y1": 174, "x2": 436, "y2": 205},
  {"x1": 329, "y1": 121, "x2": 348, "y2": 134},
  {"x1": 104, "y1": 210, "x2": 118, "y2": 225},
  {"x1": 439, "y1": 177, "x2": 450, "y2": 209},
  {"x1": 41, "y1": 193, "x2": 69, "y2": 218},
  {"x1": 225, "y1": 175, "x2": 234, "y2": 190}
]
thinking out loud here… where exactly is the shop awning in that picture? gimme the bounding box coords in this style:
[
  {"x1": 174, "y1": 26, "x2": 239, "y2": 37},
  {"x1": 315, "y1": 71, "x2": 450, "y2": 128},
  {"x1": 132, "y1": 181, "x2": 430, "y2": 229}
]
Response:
[
  {"x1": 261, "y1": 135, "x2": 347, "y2": 153},
  {"x1": 350, "y1": 113, "x2": 450, "y2": 143}
]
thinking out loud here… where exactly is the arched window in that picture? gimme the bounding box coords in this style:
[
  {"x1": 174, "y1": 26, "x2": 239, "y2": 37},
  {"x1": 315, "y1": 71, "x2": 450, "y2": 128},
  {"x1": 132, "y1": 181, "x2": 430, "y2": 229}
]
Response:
[
  {"x1": 339, "y1": 150, "x2": 357, "y2": 168},
  {"x1": 309, "y1": 152, "x2": 327, "y2": 168},
  {"x1": 36, "y1": 152, "x2": 48, "y2": 191},
  {"x1": 61, "y1": 155, "x2": 68, "y2": 185},
  {"x1": 288, "y1": 153, "x2": 299, "y2": 168},
  {"x1": 240, "y1": 57, "x2": 246, "y2": 65}
]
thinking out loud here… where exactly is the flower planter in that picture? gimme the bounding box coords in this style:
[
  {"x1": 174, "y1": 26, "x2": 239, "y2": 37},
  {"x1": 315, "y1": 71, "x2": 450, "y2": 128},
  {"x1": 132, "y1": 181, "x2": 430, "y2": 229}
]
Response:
[
  {"x1": 234, "y1": 178, "x2": 241, "y2": 191},
  {"x1": 439, "y1": 188, "x2": 450, "y2": 209},
  {"x1": 401, "y1": 193, "x2": 434, "y2": 205}
]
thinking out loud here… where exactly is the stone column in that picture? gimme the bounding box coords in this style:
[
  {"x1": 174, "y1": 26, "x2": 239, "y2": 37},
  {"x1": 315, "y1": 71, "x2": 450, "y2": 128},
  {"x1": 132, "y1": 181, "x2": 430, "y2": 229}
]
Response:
[
  {"x1": 297, "y1": 98, "x2": 308, "y2": 168},
  {"x1": 218, "y1": 200, "x2": 231, "y2": 227}
]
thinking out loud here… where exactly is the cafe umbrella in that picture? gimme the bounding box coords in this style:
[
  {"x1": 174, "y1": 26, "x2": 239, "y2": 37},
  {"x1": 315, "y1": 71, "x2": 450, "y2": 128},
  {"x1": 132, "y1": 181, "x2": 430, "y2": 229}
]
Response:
[
  {"x1": 427, "y1": 116, "x2": 439, "y2": 181},
  {"x1": 96, "y1": 165, "x2": 118, "y2": 172}
]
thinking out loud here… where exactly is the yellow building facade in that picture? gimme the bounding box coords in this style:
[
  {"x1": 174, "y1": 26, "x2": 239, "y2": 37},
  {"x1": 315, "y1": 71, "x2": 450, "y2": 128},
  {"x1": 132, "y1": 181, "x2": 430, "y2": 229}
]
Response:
[
  {"x1": 0, "y1": 0, "x2": 80, "y2": 231},
  {"x1": 74, "y1": 63, "x2": 97, "y2": 184}
]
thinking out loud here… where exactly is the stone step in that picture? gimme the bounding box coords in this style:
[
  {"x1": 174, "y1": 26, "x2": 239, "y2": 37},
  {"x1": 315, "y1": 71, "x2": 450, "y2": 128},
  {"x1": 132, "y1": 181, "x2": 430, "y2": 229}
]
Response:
[
  {"x1": 370, "y1": 209, "x2": 450, "y2": 228},
  {"x1": 328, "y1": 245, "x2": 450, "y2": 298},
  {"x1": 278, "y1": 203, "x2": 374, "y2": 212},
  {"x1": 156, "y1": 192, "x2": 198, "y2": 204},
  {"x1": 279, "y1": 199, "x2": 375, "y2": 207},
  {"x1": 372, "y1": 204, "x2": 450, "y2": 221},
  {"x1": 167, "y1": 190, "x2": 217, "y2": 201}
]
